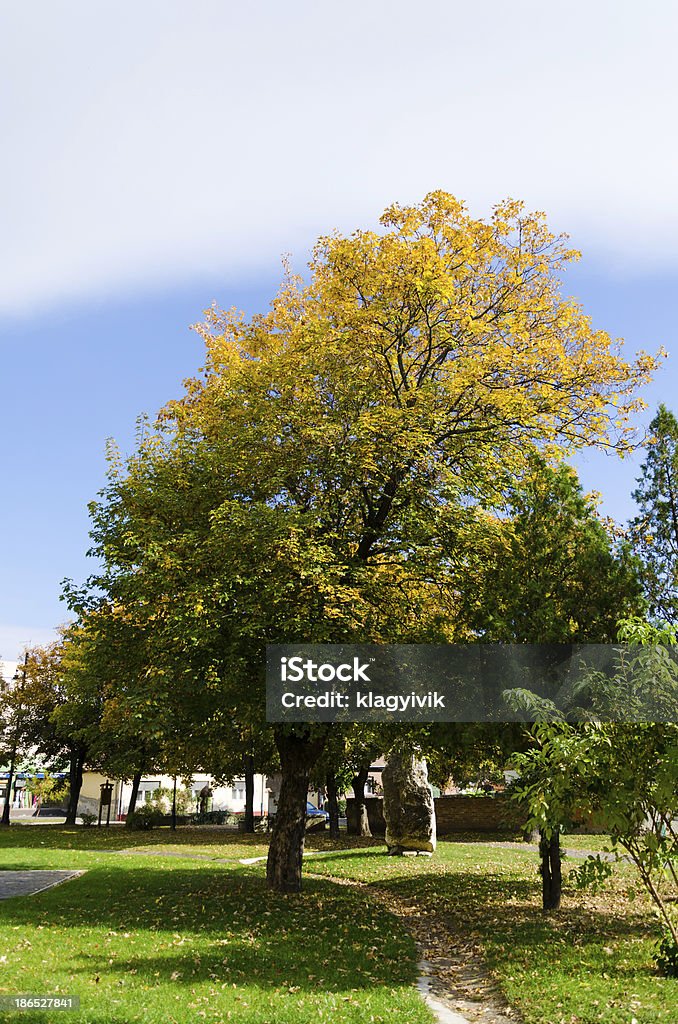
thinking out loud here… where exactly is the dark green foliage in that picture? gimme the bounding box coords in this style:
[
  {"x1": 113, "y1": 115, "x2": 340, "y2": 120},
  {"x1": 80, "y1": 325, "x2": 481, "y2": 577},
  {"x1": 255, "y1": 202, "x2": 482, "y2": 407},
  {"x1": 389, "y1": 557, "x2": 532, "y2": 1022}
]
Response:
[
  {"x1": 125, "y1": 806, "x2": 164, "y2": 830},
  {"x1": 630, "y1": 404, "x2": 678, "y2": 625},
  {"x1": 655, "y1": 930, "x2": 678, "y2": 977},
  {"x1": 465, "y1": 454, "x2": 645, "y2": 642},
  {"x1": 191, "y1": 809, "x2": 230, "y2": 825}
]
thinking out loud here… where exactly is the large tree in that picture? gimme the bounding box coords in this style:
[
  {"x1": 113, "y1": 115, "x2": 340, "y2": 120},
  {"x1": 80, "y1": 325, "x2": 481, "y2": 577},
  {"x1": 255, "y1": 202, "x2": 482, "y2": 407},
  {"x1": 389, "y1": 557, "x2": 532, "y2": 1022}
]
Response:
[
  {"x1": 83, "y1": 191, "x2": 656, "y2": 892},
  {"x1": 630, "y1": 404, "x2": 678, "y2": 625}
]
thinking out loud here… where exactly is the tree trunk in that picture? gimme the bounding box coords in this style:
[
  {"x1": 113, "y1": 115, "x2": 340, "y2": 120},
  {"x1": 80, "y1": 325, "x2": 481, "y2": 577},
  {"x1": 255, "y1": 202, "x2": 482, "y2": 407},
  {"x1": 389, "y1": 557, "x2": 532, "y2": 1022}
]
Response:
[
  {"x1": 65, "y1": 752, "x2": 84, "y2": 826},
  {"x1": 326, "y1": 771, "x2": 340, "y2": 840},
  {"x1": 351, "y1": 766, "x2": 372, "y2": 836},
  {"x1": 540, "y1": 829, "x2": 562, "y2": 911},
  {"x1": 128, "y1": 770, "x2": 142, "y2": 816},
  {"x1": 266, "y1": 727, "x2": 328, "y2": 893},
  {"x1": 1, "y1": 762, "x2": 15, "y2": 826},
  {"x1": 244, "y1": 754, "x2": 255, "y2": 833}
]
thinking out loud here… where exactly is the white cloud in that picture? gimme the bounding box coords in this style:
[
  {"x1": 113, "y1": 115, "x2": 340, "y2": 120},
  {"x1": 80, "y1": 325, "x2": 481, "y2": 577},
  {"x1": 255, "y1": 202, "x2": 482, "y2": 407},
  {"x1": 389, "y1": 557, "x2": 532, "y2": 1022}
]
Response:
[{"x1": 2, "y1": 1, "x2": 678, "y2": 315}]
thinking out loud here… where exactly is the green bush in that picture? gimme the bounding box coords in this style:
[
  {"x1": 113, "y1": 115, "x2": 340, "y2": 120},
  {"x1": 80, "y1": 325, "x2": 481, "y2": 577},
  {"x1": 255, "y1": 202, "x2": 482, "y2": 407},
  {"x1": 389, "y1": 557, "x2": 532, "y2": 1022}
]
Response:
[
  {"x1": 79, "y1": 812, "x2": 98, "y2": 828},
  {"x1": 655, "y1": 931, "x2": 678, "y2": 977},
  {"x1": 148, "y1": 786, "x2": 194, "y2": 815},
  {"x1": 125, "y1": 806, "x2": 164, "y2": 830},
  {"x1": 191, "y1": 810, "x2": 229, "y2": 825}
]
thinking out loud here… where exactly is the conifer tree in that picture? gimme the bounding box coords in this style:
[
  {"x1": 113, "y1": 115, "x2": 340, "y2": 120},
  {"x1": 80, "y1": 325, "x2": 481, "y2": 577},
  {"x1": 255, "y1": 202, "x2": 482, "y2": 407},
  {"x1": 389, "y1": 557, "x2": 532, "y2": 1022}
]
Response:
[{"x1": 630, "y1": 405, "x2": 678, "y2": 625}]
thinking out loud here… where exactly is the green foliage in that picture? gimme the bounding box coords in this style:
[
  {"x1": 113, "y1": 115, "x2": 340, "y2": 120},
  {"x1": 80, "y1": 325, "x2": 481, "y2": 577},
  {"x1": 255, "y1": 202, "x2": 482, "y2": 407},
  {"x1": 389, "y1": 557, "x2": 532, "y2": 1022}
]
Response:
[
  {"x1": 570, "y1": 854, "x2": 615, "y2": 893},
  {"x1": 463, "y1": 455, "x2": 645, "y2": 642},
  {"x1": 190, "y1": 809, "x2": 230, "y2": 825},
  {"x1": 655, "y1": 930, "x2": 678, "y2": 977},
  {"x1": 630, "y1": 404, "x2": 678, "y2": 625},
  {"x1": 125, "y1": 806, "x2": 164, "y2": 830},
  {"x1": 26, "y1": 773, "x2": 68, "y2": 808},
  {"x1": 510, "y1": 671, "x2": 678, "y2": 947},
  {"x1": 147, "y1": 786, "x2": 194, "y2": 815},
  {"x1": 79, "y1": 811, "x2": 98, "y2": 827}
]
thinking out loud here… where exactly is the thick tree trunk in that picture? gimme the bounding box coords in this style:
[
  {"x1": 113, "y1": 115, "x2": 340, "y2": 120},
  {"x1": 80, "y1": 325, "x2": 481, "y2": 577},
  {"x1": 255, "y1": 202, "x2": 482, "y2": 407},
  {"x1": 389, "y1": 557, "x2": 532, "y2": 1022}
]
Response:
[
  {"x1": 266, "y1": 728, "x2": 328, "y2": 893},
  {"x1": 326, "y1": 771, "x2": 340, "y2": 840},
  {"x1": 540, "y1": 829, "x2": 562, "y2": 911},
  {"x1": 65, "y1": 752, "x2": 84, "y2": 826},
  {"x1": 244, "y1": 754, "x2": 255, "y2": 833},
  {"x1": 128, "y1": 770, "x2": 142, "y2": 816},
  {"x1": 350, "y1": 766, "x2": 372, "y2": 836}
]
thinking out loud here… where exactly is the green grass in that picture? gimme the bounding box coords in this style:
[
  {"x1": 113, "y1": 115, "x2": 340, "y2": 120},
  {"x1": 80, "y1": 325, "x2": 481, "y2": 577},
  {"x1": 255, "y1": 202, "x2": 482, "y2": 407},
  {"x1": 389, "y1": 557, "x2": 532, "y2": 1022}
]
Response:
[
  {"x1": 0, "y1": 827, "x2": 430, "y2": 1024},
  {"x1": 560, "y1": 833, "x2": 615, "y2": 852},
  {"x1": 307, "y1": 841, "x2": 676, "y2": 1023},
  {"x1": 1, "y1": 826, "x2": 674, "y2": 1023}
]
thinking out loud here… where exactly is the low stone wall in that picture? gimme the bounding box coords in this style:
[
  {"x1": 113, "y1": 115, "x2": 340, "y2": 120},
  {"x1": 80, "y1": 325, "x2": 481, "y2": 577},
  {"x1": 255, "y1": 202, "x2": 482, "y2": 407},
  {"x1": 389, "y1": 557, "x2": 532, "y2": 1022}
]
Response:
[{"x1": 347, "y1": 793, "x2": 525, "y2": 835}]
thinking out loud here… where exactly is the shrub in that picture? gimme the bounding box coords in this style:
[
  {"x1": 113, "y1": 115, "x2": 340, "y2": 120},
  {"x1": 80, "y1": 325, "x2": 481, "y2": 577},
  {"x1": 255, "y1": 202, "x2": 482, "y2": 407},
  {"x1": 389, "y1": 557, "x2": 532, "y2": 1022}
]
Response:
[
  {"x1": 79, "y1": 812, "x2": 97, "y2": 828},
  {"x1": 655, "y1": 931, "x2": 678, "y2": 977},
  {"x1": 191, "y1": 810, "x2": 228, "y2": 825},
  {"x1": 148, "y1": 786, "x2": 194, "y2": 815},
  {"x1": 125, "y1": 806, "x2": 164, "y2": 830}
]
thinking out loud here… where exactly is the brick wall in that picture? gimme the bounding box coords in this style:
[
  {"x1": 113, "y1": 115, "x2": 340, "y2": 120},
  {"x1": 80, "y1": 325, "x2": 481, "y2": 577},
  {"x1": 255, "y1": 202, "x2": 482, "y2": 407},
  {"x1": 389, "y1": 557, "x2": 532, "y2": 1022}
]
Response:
[
  {"x1": 434, "y1": 794, "x2": 525, "y2": 833},
  {"x1": 346, "y1": 793, "x2": 525, "y2": 835}
]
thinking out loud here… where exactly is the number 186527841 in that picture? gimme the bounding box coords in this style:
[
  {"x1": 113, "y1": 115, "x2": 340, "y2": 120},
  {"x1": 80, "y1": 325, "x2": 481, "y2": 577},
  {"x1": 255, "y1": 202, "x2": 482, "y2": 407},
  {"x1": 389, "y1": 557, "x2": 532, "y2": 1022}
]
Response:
[{"x1": 0, "y1": 995, "x2": 80, "y2": 1011}]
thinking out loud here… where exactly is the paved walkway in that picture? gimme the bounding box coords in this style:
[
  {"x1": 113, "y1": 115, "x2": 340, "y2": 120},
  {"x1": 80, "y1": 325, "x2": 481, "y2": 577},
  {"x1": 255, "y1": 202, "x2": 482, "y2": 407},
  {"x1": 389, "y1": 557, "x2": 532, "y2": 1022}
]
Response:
[
  {"x1": 486, "y1": 840, "x2": 623, "y2": 862},
  {"x1": 0, "y1": 870, "x2": 83, "y2": 899}
]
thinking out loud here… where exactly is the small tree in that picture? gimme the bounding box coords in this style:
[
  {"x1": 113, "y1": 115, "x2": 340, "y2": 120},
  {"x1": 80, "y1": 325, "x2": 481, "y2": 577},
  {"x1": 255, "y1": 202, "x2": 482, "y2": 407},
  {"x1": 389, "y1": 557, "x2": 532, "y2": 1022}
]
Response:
[
  {"x1": 510, "y1": 624, "x2": 678, "y2": 961},
  {"x1": 16, "y1": 636, "x2": 102, "y2": 825},
  {"x1": 26, "y1": 772, "x2": 68, "y2": 817}
]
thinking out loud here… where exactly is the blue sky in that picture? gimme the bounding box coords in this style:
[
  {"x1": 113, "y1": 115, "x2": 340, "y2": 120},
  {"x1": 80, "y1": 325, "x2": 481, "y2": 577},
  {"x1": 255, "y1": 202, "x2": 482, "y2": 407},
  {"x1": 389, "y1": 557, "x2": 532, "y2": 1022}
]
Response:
[{"x1": 2, "y1": 1, "x2": 678, "y2": 664}]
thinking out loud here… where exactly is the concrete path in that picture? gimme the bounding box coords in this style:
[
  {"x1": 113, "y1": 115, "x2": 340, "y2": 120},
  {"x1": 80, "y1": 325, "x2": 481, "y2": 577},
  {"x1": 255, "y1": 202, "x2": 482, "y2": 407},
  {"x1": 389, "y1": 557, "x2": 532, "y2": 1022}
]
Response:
[
  {"x1": 486, "y1": 840, "x2": 623, "y2": 862},
  {"x1": 0, "y1": 870, "x2": 83, "y2": 899}
]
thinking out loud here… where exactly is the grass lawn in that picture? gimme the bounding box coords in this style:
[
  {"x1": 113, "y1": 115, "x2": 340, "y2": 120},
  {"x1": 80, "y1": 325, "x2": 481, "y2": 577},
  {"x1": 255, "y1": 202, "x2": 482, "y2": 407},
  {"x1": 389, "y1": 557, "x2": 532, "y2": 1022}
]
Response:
[
  {"x1": 0, "y1": 826, "x2": 430, "y2": 1024},
  {"x1": 1, "y1": 826, "x2": 675, "y2": 1023},
  {"x1": 307, "y1": 841, "x2": 676, "y2": 1024}
]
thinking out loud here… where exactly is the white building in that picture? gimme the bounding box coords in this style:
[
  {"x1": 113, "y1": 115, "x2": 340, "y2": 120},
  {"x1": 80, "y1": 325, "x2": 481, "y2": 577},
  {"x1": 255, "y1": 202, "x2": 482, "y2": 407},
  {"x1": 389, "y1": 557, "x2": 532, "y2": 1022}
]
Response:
[{"x1": 109, "y1": 772, "x2": 273, "y2": 819}]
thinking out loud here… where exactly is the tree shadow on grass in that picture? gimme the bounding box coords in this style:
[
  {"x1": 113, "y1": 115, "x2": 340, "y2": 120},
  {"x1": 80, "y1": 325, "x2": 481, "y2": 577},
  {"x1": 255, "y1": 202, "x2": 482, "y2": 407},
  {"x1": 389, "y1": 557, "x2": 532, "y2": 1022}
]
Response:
[
  {"x1": 0, "y1": 865, "x2": 418, "y2": 995},
  {"x1": 365, "y1": 863, "x2": 662, "y2": 987}
]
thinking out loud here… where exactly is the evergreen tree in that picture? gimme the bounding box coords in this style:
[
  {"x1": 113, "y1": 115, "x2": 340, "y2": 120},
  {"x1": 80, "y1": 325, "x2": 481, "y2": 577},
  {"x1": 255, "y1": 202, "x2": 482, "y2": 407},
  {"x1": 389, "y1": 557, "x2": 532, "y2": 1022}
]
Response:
[
  {"x1": 630, "y1": 405, "x2": 678, "y2": 625},
  {"x1": 464, "y1": 455, "x2": 645, "y2": 643}
]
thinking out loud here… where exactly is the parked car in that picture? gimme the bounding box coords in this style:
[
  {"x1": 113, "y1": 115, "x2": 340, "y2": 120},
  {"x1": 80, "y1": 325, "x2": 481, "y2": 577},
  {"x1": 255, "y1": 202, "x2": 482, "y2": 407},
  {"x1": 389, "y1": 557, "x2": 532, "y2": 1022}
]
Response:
[{"x1": 306, "y1": 801, "x2": 329, "y2": 822}]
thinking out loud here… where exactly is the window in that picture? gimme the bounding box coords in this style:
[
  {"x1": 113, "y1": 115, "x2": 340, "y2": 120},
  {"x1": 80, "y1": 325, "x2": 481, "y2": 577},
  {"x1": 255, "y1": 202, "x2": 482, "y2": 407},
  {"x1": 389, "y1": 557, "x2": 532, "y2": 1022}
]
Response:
[
  {"x1": 231, "y1": 780, "x2": 246, "y2": 800},
  {"x1": 139, "y1": 781, "x2": 161, "y2": 803}
]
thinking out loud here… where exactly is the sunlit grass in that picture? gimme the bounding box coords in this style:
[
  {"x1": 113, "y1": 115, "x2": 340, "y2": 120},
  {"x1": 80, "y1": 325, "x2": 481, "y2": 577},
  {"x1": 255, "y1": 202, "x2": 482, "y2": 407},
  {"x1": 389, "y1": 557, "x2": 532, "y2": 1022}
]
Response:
[
  {"x1": 0, "y1": 828, "x2": 430, "y2": 1024},
  {"x1": 308, "y1": 840, "x2": 676, "y2": 1023},
  {"x1": 1, "y1": 827, "x2": 673, "y2": 1023}
]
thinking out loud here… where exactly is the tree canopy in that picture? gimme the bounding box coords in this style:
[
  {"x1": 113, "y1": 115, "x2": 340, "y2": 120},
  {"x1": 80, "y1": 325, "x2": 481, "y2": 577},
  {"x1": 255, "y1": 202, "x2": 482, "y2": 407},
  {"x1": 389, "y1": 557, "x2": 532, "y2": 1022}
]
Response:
[{"x1": 69, "y1": 191, "x2": 658, "y2": 890}]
